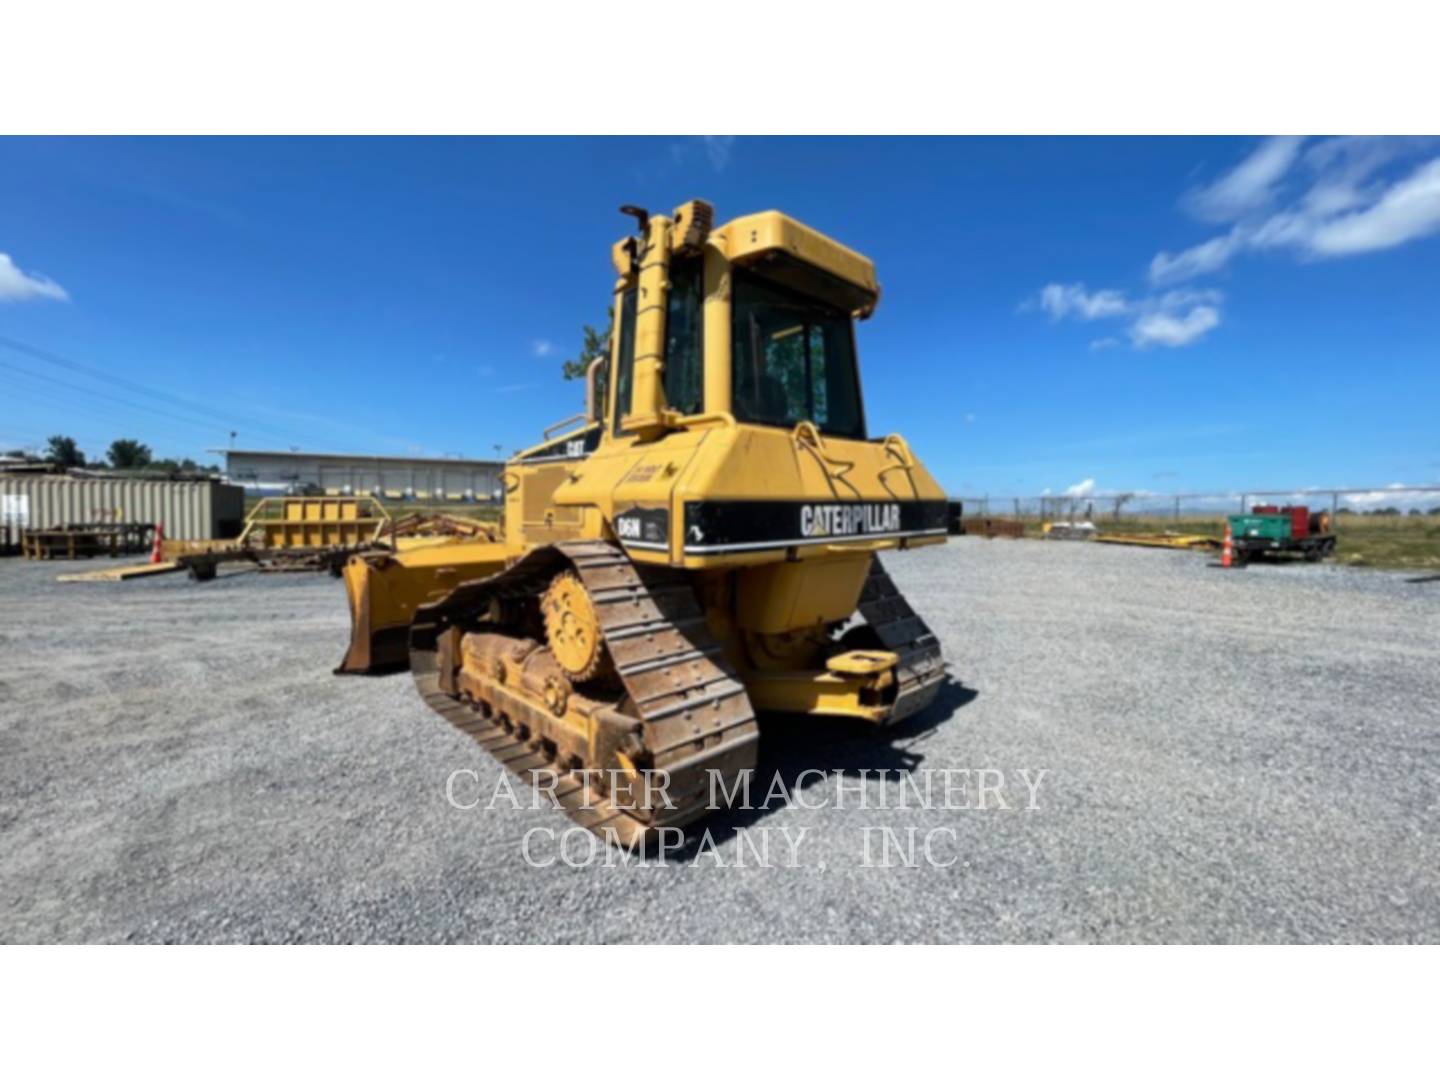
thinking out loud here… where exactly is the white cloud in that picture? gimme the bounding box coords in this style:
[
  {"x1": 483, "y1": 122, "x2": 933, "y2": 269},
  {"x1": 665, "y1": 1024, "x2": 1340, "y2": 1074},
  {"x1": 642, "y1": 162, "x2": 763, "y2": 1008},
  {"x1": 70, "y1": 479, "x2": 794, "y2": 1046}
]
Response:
[
  {"x1": 1038, "y1": 282, "x2": 1130, "y2": 320},
  {"x1": 1342, "y1": 484, "x2": 1440, "y2": 511},
  {"x1": 1152, "y1": 140, "x2": 1440, "y2": 284},
  {"x1": 0, "y1": 252, "x2": 69, "y2": 303},
  {"x1": 668, "y1": 136, "x2": 738, "y2": 173},
  {"x1": 1129, "y1": 304, "x2": 1221, "y2": 349},
  {"x1": 1030, "y1": 138, "x2": 1440, "y2": 349},
  {"x1": 702, "y1": 136, "x2": 737, "y2": 171},
  {"x1": 1149, "y1": 230, "x2": 1243, "y2": 285},
  {"x1": 1065, "y1": 478, "x2": 1096, "y2": 497},
  {"x1": 531, "y1": 339, "x2": 555, "y2": 358},
  {"x1": 1031, "y1": 283, "x2": 1222, "y2": 349},
  {"x1": 1305, "y1": 158, "x2": 1440, "y2": 256},
  {"x1": 1184, "y1": 136, "x2": 1305, "y2": 223},
  {"x1": 1155, "y1": 287, "x2": 1222, "y2": 310}
]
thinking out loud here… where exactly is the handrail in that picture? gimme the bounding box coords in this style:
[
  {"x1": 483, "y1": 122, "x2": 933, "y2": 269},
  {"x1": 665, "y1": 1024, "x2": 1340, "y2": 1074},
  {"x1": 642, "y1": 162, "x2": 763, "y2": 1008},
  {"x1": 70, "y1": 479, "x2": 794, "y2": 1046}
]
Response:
[
  {"x1": 877, "y1": 433, "x2": 918, "y2": 495},
  {"x1": 542, "y1": 413, "x2": 588, "y2": 440},
  {"x1": 791, "y1": 421, "x2": 858, "y2": 499},
  {"x1": 880, "y1": 433, "x2": 915, "y2": 466},
  {"x1": 667, "y1": 410, "x2": 737, "y2": 431}
]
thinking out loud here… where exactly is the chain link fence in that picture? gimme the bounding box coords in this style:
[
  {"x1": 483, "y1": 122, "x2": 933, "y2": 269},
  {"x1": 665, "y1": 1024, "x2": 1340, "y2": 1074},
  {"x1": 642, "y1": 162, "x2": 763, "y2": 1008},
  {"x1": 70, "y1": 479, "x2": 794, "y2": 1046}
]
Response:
[{"x1": 957, "y1": 487, "x2": 1440, "y2": 526}]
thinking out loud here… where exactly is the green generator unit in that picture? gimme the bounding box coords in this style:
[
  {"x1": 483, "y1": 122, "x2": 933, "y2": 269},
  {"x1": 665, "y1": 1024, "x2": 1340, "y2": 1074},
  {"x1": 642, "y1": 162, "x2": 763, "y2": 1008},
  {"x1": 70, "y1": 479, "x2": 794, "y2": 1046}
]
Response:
[{"x1": 1227, "y1": 505, "x2": 1336, "y2": 563}]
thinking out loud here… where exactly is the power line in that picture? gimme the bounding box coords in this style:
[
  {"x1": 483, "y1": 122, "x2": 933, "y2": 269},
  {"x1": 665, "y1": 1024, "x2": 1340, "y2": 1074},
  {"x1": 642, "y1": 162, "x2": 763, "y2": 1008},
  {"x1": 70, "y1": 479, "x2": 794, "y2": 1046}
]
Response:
[
  {"x1": 0, "y1": 361, "x2": 236, "y2": 436},
  {"x1": 0, "y1": 383, "x2": 213, "y2": 454},
  {"x1": 0, "y1": 334, "x2": 328, "y2": 447}
]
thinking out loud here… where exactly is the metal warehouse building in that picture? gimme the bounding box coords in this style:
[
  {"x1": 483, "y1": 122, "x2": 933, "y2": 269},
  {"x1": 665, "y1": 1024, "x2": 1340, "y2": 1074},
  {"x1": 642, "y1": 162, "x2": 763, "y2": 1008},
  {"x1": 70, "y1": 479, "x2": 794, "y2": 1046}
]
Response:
[
  {"x1": 0, "y1": 474, "x2": 246, "y2": 551},
  {"x1": 217, "y1": 448, "x2": 504, "y2": 502}
]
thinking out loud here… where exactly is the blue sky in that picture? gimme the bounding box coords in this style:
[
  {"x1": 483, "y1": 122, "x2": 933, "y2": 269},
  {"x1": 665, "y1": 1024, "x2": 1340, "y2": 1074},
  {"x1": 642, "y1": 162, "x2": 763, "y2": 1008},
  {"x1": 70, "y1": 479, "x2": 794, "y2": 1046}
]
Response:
[{"x1": 2, "y1": 136, "x2": 1437, "y2": 499}]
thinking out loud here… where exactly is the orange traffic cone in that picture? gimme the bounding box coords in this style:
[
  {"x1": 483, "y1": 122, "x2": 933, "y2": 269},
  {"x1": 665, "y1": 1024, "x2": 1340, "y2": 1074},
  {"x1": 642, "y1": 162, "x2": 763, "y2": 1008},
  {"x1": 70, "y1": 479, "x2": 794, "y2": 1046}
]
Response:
[
  {"x1": 1221, "y1": 521, "x2": 1233, "y2": 569},
  {"x1": 150, "y1": 522, "x2": 165, "y2": 564}
]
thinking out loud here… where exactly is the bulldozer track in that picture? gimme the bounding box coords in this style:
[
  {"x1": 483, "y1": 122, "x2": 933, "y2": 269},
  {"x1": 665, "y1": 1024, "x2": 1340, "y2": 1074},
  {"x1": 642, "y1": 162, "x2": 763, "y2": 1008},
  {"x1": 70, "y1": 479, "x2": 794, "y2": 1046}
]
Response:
[
  {"x1": 857, "y1": 559, "x2": 946, "y2": 723},
  {"x1": 410, "y1": 540, "x2": 759, "y2": 844}
]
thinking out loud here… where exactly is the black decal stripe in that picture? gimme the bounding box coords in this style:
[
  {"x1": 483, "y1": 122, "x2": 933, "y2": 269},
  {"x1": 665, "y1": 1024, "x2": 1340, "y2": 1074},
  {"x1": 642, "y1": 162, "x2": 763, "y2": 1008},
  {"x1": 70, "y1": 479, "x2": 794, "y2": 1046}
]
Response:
[
  {"x1": 614, "y1": 506, "x2": 671, "y2": 549},
  {"x1": 515, "y1": 427, "x2": 602, "y2": 464},
  {"x1": 683, "y1": 499, "x2": 948, "y2": 551}
]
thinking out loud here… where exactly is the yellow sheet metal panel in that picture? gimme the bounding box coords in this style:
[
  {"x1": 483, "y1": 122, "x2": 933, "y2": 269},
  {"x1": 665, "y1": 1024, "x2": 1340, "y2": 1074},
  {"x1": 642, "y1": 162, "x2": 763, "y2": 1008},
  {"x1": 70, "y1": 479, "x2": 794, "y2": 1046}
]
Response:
[
  {"x1": 735, "y1": 553, "x2": 872, "y2": 633},
  {"x1": 621, "y1": 214, "x2": 672, "y2": 437},
  {"x1": 702, "y1": 244, "x2": 733, "y2": 414},
  {"x1": 715, "y1": 210, "x2": 879, "y2": 308}
]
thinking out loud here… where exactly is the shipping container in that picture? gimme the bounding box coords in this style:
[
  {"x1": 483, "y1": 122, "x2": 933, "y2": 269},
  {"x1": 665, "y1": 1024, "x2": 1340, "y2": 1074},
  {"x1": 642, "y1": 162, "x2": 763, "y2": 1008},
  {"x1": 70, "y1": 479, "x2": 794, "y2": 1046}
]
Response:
[{"x1": 0, "y1": 474, "x2": 245, "y2": 553}]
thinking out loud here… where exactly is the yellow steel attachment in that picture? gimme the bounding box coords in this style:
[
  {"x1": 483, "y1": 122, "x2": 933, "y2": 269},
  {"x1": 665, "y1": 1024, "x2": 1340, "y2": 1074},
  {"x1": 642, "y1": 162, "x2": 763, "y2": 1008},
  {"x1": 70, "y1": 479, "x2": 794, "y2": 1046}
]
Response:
[
  {"x1": 541, "y1": 571, "x2": 606, "y2": 681},
  {"x1": 826, "y1": 649, "x2": 899, "y2": 676}
]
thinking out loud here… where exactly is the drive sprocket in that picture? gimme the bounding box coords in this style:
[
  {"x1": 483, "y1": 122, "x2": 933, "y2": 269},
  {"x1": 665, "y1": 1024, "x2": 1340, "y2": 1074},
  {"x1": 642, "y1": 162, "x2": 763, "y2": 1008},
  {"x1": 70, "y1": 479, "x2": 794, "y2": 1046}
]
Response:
[{"x1": 541, "y1": 570, "x2": 607, "y2": 682}]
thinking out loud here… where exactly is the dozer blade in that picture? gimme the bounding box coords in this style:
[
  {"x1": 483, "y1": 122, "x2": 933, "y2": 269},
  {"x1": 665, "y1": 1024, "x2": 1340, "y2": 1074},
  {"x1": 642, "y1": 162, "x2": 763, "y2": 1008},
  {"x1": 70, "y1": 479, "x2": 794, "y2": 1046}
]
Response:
[
  {"x1": 409, "y1": 540, "x2": 760, "y2": 842},
  {"x1": 335, "y1": 540, "x2": 507, "y2": 674}
]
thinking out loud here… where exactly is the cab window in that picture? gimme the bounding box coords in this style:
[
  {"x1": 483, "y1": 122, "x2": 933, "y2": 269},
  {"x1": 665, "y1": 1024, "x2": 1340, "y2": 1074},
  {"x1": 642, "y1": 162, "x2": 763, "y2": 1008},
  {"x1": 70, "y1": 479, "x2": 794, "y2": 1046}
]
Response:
[
  {"x1": 731, "y1": 270, "x2": 864, "y2": 439},
  {"x1": 612, "y1": 287, "x2": 638, "y2": 434},
  {"x1": 663, "y1": 257, "x2": 703, "y2": 415}
]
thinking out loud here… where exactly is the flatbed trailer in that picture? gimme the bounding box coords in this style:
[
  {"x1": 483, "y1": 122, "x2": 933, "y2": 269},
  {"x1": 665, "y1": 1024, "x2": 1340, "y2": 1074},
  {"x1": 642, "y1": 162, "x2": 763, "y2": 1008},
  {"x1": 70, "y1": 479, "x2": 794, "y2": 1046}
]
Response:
[
  {"x1": 1231, "y1": 531, "x2": 1336, "y2": 564},
  {"x1": 178, "y1": 544, "x2": 374, "y2": 581}
]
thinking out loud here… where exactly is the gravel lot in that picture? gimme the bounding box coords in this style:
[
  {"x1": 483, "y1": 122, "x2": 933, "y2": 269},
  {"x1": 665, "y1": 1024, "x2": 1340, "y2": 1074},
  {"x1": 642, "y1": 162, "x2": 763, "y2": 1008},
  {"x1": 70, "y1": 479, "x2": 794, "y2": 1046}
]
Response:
[{"x1": 2, "y1": 540, "x2": 1437, "y2": 943}]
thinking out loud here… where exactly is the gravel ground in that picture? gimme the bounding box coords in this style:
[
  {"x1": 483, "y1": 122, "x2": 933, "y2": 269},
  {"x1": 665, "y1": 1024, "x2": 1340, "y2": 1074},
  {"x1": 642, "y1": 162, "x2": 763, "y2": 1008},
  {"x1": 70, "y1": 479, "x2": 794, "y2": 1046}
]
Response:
[{"x1": 1, "y1": 541, "x2": 1437, "y2": 943}]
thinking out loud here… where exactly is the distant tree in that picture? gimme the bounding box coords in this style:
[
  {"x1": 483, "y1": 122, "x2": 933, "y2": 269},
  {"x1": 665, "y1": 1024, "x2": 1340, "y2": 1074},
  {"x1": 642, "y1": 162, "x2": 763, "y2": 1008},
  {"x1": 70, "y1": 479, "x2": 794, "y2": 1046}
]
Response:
[
  {"x1": 45, "y1": 435, "x2": 85, "y2": 469},
  {"x1": 1408, "y1": 507, "x2": 1423, "y2": 516},
  {"x1": 1429, "y1": 506, "x2": 1440, "y2": 516},
  {"x1": 107, "y1": 438, "x2": 152, "y2": 469},
  {"x1": 136, "y1": 455, "x2": 218, "y2": 475},
  {"x1": 562, "y1": 318, "x2": 611, "y2": 381}
]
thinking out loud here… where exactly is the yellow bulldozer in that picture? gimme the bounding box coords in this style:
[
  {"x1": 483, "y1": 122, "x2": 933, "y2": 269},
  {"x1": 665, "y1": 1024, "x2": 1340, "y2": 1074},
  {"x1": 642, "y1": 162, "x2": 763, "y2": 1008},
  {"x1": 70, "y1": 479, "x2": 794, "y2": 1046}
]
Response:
[{"x1": 338, "y1": 199, "x2": 950, "y2": 842}]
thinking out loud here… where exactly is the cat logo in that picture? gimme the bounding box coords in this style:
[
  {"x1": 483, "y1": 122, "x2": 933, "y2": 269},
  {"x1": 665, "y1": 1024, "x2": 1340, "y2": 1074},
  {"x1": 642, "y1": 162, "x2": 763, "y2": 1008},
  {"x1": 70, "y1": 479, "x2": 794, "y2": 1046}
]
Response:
[
  {"x1": 565, "y1": 439, "x2": 586, "y2": 458},
  {"x1": 616, "y1": 516, "x2": 642, "y2": 540},
  {"x1": 800, "y1": 502, "x2": 901, "y2": 539}
]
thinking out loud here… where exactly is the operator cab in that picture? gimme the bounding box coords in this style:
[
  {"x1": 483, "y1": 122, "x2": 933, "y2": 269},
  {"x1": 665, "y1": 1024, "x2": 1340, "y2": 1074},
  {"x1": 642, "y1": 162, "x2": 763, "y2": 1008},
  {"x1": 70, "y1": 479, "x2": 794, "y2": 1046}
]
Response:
[{"x1": 597, "y1": 202, "x2": 879, "y2": 444}]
